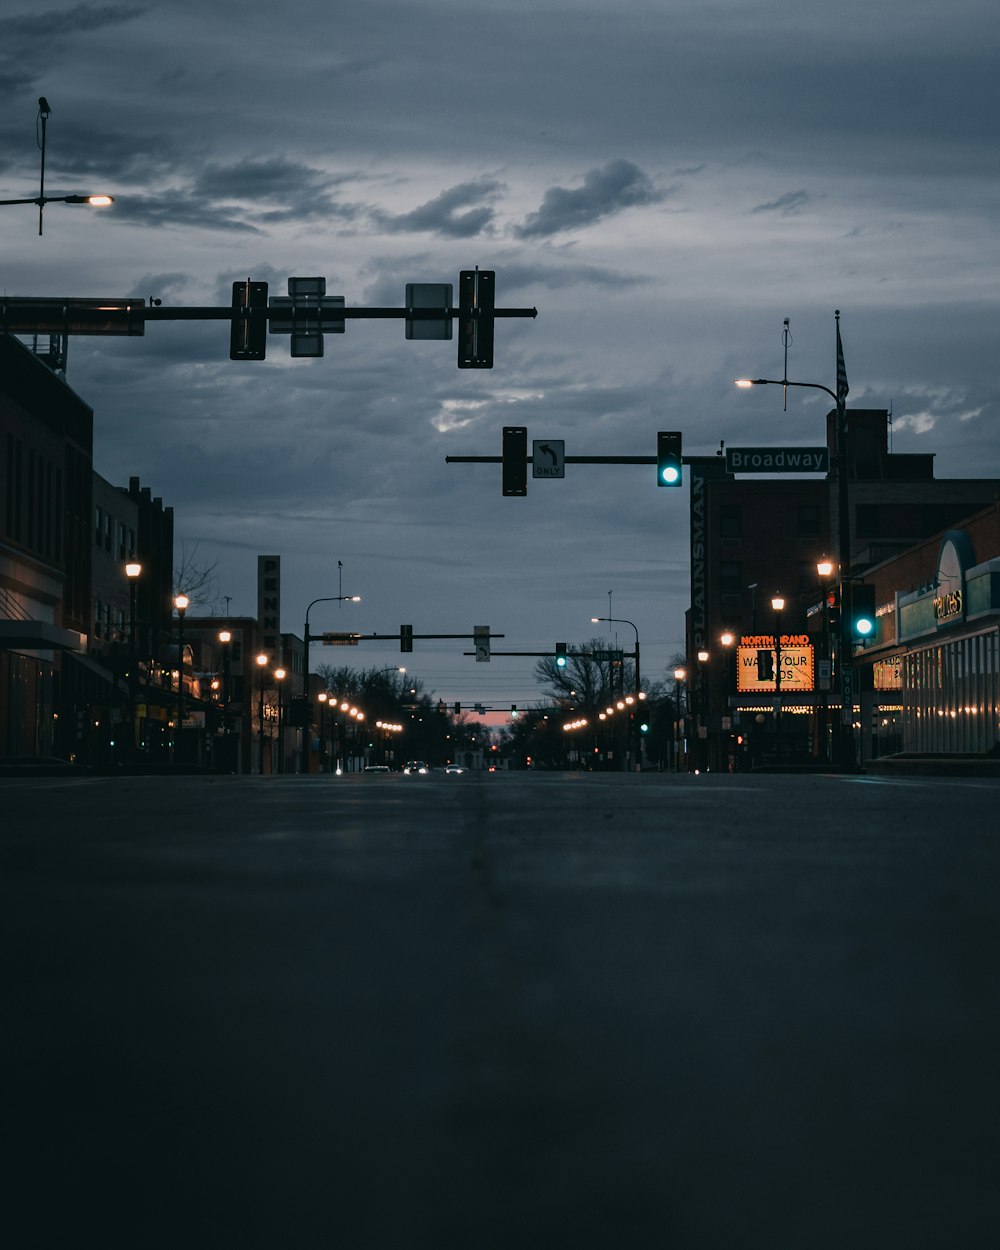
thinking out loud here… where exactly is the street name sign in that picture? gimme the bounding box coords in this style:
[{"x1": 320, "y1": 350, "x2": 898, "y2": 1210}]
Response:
[
  {"x1": 322, "y1": 632, "x2": 360, "y2": 646},
  {"x1": 533, "y1": 439, "x2": 565, "y2": 478},
  {"x1": 726, "y1": 446, "x2": 829, "y2": 474}
]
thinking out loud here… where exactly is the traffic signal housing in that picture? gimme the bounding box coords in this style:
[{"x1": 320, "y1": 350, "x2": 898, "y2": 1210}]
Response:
[
  {"x1": 657, "y1": 431, "x2": 683, "y2": 487},
  {"x1": 555, "y1": 642, "x2": 568, "y2": 668},
  {"x1": 848, "y1": 582, "x2": 877, "y2": 642},
  {"x1": 230, "y1": 279, "x2": 268, "y2": 360},
  {"x1": 458, "y1": 269, "x2": 495, "y2": 368},
  {"x1": 502, "y1": 426, "x2": 528, "y2": 497}
]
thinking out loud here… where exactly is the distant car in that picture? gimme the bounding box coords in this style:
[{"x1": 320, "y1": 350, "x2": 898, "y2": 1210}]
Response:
[
  {"x1": 444, "y1": 764, "x2": 465, "y2": 775},
  {"x1": 363, "y1": 765, "x2": 391, "y2": 774},
  {"x1": 402, "y1": 761, "x2": 429, "y2": 775}
]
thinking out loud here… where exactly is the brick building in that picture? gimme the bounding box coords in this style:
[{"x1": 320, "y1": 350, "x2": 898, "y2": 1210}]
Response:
[{"x1": 687, "y1": 409, "x2": 1000, "y2": 767}]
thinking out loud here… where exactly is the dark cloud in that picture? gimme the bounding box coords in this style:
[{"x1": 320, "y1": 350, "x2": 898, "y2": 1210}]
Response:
[
  {"x1": 515, "y1": 161, "x2": 665, "y2": 238},
  {"x1": 0, "y1": 4, "x2": 147, "y2": 93},
  {"x1": 373, "y1": 179, "x2": 505, "y2": 238},
  {"x1": 751, "y1": 190, "x2": 811, "y2": 215}
]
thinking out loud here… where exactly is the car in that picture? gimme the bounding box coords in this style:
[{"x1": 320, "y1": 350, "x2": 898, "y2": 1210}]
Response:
[
  {"x1": 402, "y1": 761, "x2": 429, "y2": 775},
  {"x1": 444, "y1": 764, "x2": 465, "y2": 775}
]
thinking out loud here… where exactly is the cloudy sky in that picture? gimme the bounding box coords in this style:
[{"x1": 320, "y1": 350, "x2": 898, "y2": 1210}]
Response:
[{"x1": 3, "y1": 0, "x2": 998, "y2": 708}]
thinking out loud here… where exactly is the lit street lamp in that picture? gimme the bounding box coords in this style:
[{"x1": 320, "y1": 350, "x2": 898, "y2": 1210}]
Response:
[
  {"x1": 735, "y1": 310, "x2": 855, "y2": 767},
  {"x1": 301, "y1": 593, "x2": 361, "y2": 774},
  {"x1": 0, "y1": 99, "x2": 114, "y2": 235},
  {"x1": 256, "y1": 653, "x2": 269, "y2": 774},
  {"x1": 673, "y1": 666, "x2": 687, "y2": 772},
  {"x1": 771, "y1": 595, "x2": 785, "y2": 761},
  {"x1": 173, "y1": 594, "x2": 189, "y2": 764},
  {"x1": 274, "y1": 668, "x2": 286, "y2": 774},
  {"x1": 125, "y1": 561, "x2": 142, "y2": 757}
]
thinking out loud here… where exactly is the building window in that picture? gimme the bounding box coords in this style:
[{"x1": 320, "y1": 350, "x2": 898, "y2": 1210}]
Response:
[
  {"x1": 94, "y1": 599, "x2": 103, "y2": 639},
  {"x1": 856, "y1": 504, "x2": 880, "y2": 539},
  {"x1": 797, "y1": 504, "x2": 821, "y2": 542},
  {"x1": 95, "y1": 506, "x2": 103, "y2": 545},
  {"x1": 720, "y1": 504, "x2": 742, "y2": 546},
  {"x1": 104, "y1": 512, "x2": 113, "y2": 552},
  {"x1": 720, "y1": 560, "x2": 743, "y2": 597}
]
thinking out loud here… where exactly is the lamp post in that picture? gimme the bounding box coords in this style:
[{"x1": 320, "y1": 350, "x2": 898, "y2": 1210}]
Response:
[
  {"x1": 816, "y1": 559, "x2": 835, "y2": 760},
  {"x1": 673, "y1": 666, "x2": 687, "y2": 772},
  {"x1": 735, "y1": 310, "x2": 854, "y2": 768},
  {"x1": 592, "y1": 616, "x2": 640, "y2": 770},
  {"x1": 125, "y1": 561, "x2": 141, "y2": 757},
  {"x1": 696, "y1": 649, "x2": 710, "y2": 771},
  {"x1": 255, "y1": 653, "x2": 269, "y2": 774},
  {"x1": 720, "y1": 631, "x2": 735, "y2": 771},
  {"x1": 771, "y1": 595, "x2": 785, "y2": 762},
  {"x1": 0, "y1": 99, "x2": 114, "y2": 235},
  {"x1": 274, "y1": 667, "x2": 286, "y2": 774},
  {"x1": 301, "y1": 593, "x2": 361, "y2": 775},
  {"x1": 173, "y1": 594, "x2": 189, "y2": 764}
]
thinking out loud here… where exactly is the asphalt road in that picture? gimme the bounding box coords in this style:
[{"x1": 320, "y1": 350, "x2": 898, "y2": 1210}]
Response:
[{"x1": 3, "y1": 770, "x2": 999, "y2": 1249}]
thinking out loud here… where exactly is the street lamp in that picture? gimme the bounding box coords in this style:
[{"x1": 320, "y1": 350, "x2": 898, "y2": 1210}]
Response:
[
  {"x1": 301, "y1": 593, "x2": 361, "y2": 774},
  {"x1": 592, "y1": 616, "x2": 641, "y2": 771},
  {"x1": 673, "y1": 666, "x2": 687, "y2": 772},
  {"x1": 735, "y1": 310, "x2": 855, "y2": 767},
  {"x1": 771, "y1": 595, "x2": 785, "y2": 762},
  {"x1": 124, "y1": 561, "x2": 142, "y2": 757},
  {"x1": 817, "y1": 559, "x2": 835, "y2": 760},
  {"x1": 0, "y1": 99, "x2": 114, "y2": 235},
  {"x1": 173, "y1": 594, "x2": 189, "y2": 764},
  {"x1": 256, "y1": 653, "x2": 269, "y2": 774},
  {"x1": 218, "y1": 629, "x2": 232, "y2": 738},
  {"x1": 274, "y1": 667, "x2": 286, "y2": 774}
]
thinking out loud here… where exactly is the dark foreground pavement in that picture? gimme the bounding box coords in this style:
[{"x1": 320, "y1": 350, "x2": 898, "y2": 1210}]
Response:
[{"x1": 2, "y1": 770, "x2": 999, "y2": 1249}]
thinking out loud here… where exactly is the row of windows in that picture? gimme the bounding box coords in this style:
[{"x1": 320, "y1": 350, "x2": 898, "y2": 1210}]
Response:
[
  {"x1": 3, "y1": 434, "x2": 64, "y2": 561},
  {"x1": 95, "y1": 506, "x2": 136, "y2": 561},
  {"x1": 719, "y1": 504, "x2": 822, "y2": 545},
  {"x1": 93, "y1": 599, "x2": 128, "y2": 643},
  {"x1": 903, "y1": 631, "x2": 1000, "y2": 754}
]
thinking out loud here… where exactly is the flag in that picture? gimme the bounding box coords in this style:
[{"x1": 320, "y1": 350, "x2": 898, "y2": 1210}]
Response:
[{"x1": 836, "y1": 316, "x2": 849, "y2": 402}]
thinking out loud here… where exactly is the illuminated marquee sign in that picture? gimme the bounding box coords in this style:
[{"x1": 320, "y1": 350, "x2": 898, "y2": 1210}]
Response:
[{"x1": 737, "y1": 634, "x2": 815, "y2": 693}]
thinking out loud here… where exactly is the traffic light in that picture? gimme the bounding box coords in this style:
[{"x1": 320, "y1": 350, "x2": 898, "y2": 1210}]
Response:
[
  {"x1": 848, "y1": 582, "x2": 877, "y2": 641},
  {"x1": 502, "y1": 426, "x2": 528, "y2": 497},
  {"x1": 511, "y1": 704, "x2": 519, "y2": 718},
  {"x1": 657, "y1": 431, "x2": 683, "y2": 487},
  {"x1": 400, "y1": 624, "x2": 413, "y2": 653},
  {"x1": 825, "y1": 586, "x2": 840, "y2": 628},
  {"x1": 230, "y1": 279, "x2": 268, "y2": 360},
  {"x1": 555, "y1": 642, "x2": 568, "y2": 668},
  {"x1": 458, "y1": 269, "x2": 495, "y2": 368}
]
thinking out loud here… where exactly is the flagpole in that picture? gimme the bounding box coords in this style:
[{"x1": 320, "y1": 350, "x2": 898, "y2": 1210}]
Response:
[{"x1": 834, "y1": 309, "x2": 856, "y2": 769}]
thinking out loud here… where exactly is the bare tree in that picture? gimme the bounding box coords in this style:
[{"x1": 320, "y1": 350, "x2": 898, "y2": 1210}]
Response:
[{"x1": 174, "y1": 540, "x2": 221, "y2": 609}]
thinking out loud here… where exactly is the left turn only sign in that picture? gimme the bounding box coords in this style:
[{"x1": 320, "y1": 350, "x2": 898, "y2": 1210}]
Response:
[{"x1": 533, "y1": 439, "x2": 565, "y2": 479}]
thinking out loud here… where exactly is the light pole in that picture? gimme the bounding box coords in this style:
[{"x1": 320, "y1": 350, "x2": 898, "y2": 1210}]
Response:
[
  {"x1": 275, "y1": 667, "x2": 286, "y2": 774},
  {"x1": 735, "y1": 309, "x2": 854, "y2": 768},
  {"x1": 771, "y1": 595, "x2": 785, "y2": 762},
  {"x1": 673, "y1": 666, "x2": 687, "y2": 772},
  {"x1": 256, "y1": 653, "x2": 269, "y2": 774},
  {"x1": 0, "y1": 98, "x2": 114, "y2": 235},
  {"x1": 696, "y1": 649, "x2": 710, "y2": 771},
  {"x1": 301, "y1": 593, "x2": 361, "y2": 774},
  {"x1": 720, "y1": 631, "x2": 735, "y2": 771},
  {"x1": 592, "y1": 616, "x2": 641, "y2": 770},
  {"x1": 816, "y1": 559, "x2": 835, "y2": 760},
  {"x1": 173, "y1": 594, "x2": 189, "y2": 764},
  {"x1": 125, "y1": 561, "x2": 142, "y2": 757}
]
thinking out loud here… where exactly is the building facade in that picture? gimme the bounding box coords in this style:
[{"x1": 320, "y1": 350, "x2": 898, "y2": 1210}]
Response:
[{"x1": 687, "y1": 409, "x2": 1000, "y2": 767}]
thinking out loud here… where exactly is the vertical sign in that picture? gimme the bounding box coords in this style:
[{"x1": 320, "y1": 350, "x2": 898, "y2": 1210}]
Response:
[{"x1": 257, "y1": 555, "x2": 281, "y2": 660}]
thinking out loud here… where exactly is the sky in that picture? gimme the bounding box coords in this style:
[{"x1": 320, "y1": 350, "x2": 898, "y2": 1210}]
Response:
[{"x1": 2, "y1": 0, "x2": 998, "y2": 710}]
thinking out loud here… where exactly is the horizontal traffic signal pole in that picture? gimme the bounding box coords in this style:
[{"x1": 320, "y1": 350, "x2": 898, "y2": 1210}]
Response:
[
  {"x1": 446, "y1": 455, "x2": 664, "y2": 465},
  {"x1": 0, "y1": 302, "x2": 538, "y2": 332}
]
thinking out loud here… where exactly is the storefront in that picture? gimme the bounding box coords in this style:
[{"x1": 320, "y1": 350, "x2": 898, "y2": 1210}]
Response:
[{"x1": 860, "y1": 526, "x2": 1000, "y2": 757}]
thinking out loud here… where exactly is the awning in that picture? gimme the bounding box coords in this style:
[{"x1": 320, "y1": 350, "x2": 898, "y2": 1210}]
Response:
[{"x1": 0, "y1": 620, "x2": 86, "y2": 652}]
